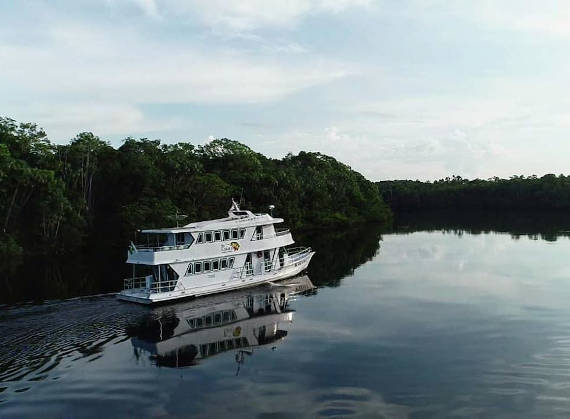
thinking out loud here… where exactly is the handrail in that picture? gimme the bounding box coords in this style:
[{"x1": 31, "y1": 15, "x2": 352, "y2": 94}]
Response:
[
  {"x1": 230, "y1": 246, "x2": 312, "y2": 279},
  {"x1": 251, "y1": 229, "x2": 291, "y2": 241},
  {"x1": 124, "y1": 276, "x2": 149, "y2": 290},
  {"x1": 133, "y1": 243, "x2": 192, "y2": 252},
  {"x1": 123, "y1": 276, "x2": 179, "y2": 293},
  {"x1": 285, "y1": 246, "x2": 311, "y2": 255},
  {"x1": 149, "y1": 279, "x2": 178, "y2": 293}
]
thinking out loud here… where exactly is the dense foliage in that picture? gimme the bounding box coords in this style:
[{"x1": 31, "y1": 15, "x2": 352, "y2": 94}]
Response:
[
  {"x1": 0, "y1": 117, "x2": 391, "y2": 260},
  {"x1": 378, "y1": 175, "x2": 570, "y2": 211}
]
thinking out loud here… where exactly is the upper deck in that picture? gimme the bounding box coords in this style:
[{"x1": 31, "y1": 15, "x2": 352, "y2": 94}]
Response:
[
  {"x1": 141, "y1": 211, "x2": 283, "y2": 235},
  {"x1": 126, "y1": 201, "x2": 293, "y2": 265}
]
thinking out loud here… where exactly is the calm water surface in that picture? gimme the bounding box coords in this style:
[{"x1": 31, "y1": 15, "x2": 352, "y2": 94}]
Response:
[{"x1": 3, "y1": 220, "x2": 570, "y2": 418}]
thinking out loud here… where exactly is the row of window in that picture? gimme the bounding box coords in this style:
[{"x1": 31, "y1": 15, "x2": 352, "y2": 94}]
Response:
[
  {"x1": 196, "y1": 228, "x2": 246, "y2": 244},
  {"x1": 185, "y1": 257, "x2": 235, "y2": 276},
  {"x1": 186, "y1": 310, "x2": 238, "y2": 329},
  {"x1": 199, "y1": 338, "x2": 250, "y2": 358}
]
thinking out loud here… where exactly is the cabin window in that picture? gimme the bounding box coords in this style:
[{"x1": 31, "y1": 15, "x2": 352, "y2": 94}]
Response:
[
  {"x1": 212, "y1": 259, "x2": 219, "y2": 271},
  {"x1": 228, "y1": 257, "x2": 235, "y2": 268},
  {"x1": 231, "y1": 229, "x2": 238, "y2": 239},
  {"x1": 223, "y1": 230, "x2": 230, "y2": 241},
  {"x1": 205, "y1": 314, "x2": 213, "y2": 327},
  {"x1": 231, "y1": 311, "x2": 237, "y2": 321},
  {"x1": 214, "y1": 312, "x2": 222, "y2": 325},
  {"x1": 187, "y1": 319, "x2": 195, "y2": 329},
  {"x1": 197, "y1": 233, "x2": 204, "y2": 244},
  {"x1": 221, "y1": 259, "x2": 228, "y2": 269},
  {"x1": 194, "y1": 262, "x2": 203, "y2": 274},
  {"x1": 176, "y1": 232, "x2": 185, "y2": 246},
  {"x1": 204, "y1": 261, "x2": 212, "y2": 272},
  {"x1": 239, "y1": 229, "x2": 246, "y2": 239},
  {"x1": 264, "y1": 250, "x2": 272, "y2": 272},
  {"x1": 222, "y1": 311, "x2": 230, "y2": 322},
  {"x1": 205, "y1": 232, "x2": 213, "y2": 242},
  {"x1": 255, "y1": 225, "x2": 263, "y2": 240},
  {"x1": 227, "y1": 339, "x2": 234, "y2": 349},
  {"x1": 200, "y1": 344, "x2": 207, "y2": 357},
  {"x1": 214, "y1": 231, "x2": 221, "y2": 241},
  {"x1": 185, "y1": 263, "x2": 193, "y2": 276},
  {"x1": 196, "y1": 317, "x2": 203, "y2": 328}
]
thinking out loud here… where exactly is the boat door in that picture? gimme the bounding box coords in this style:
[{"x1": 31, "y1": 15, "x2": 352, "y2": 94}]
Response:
[{"x1": 253, "y1": 251, "x2": 264, "y2": 275}]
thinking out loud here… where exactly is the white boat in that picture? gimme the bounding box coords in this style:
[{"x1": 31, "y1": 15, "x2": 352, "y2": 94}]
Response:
[
  {"x1": 118, "y1": 200, "x2": 315, "y2": 304},
  {"x1": 128, "y1": 276, "x2": 316, "y2": 368}
]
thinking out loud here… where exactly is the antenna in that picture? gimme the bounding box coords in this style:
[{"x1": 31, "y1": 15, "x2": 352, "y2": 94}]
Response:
[
  {"x1": 167, "y1": 210, "x2": 188, "y2": 227},
  {"x1": 268, "y1": 204, "x2": 275, "y2": 216}
]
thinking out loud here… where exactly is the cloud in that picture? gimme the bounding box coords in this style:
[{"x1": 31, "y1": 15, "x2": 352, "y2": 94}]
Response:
[
  {"x1": 131, "y1": 0, "x2": 160, "y2": 18},
  {"x1": 407, "y1": 0, "x2": 570, "y2": 38},
  {"x1": 1, "y1": 22, "x2": 349, "y2": 104},
  {"x1": 2, "y1": 1, "x2": 570, "y2": 180},
  {"x1": 7, "y1": 103, "x2": 184, "y2": 140},
  {"x1": 255, "y1": 86, "x2": 570, "y2": 180},
  {"x1": 154, "y1": 0, "x2": 372, "y2": 32},
  {"x1": 0, "y1": 19, "x2": 351, "y2": 140}
]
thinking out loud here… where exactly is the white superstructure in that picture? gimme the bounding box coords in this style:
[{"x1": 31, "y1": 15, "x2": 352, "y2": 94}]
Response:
[{"x1": 118, "y1": 201, "x2": 314, "y2": 304}]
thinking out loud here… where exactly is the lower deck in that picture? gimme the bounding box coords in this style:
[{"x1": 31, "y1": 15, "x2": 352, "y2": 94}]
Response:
[{"x1": 118, "y1": 247, "x2": 314, "y2": 304}]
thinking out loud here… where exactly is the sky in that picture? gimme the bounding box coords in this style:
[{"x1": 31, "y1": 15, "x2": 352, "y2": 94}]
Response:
[{"x1": 1, "y1": 0, "x2": 569, "y2": 180}]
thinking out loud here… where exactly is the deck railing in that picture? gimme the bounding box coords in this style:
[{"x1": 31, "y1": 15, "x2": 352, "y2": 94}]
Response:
[
  {"x1": 149, "y1": 279, "x2": 178, "y2": 293},
  {"x1": 251, "y1": 228, "x2": 291, "y2": 241},
  {"x1": 285, "y1": 247, "x2": 312, "y2": 261},
  {"x1": 124, "y1": 276, "x2": 149, "y2": 290},
  {"x1": 132, "y1": 243, "x2": 192, "y2": 253},
  {"x1": 230, "y1": 246, "x2": 312, "y2": 280},
  {"x1": 123, "y1": 276, "x2": 178, "y2": 293}
]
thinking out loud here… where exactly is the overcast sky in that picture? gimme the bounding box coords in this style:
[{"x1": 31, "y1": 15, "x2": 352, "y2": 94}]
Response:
[{"x1": 2, "y1": 1, "x2": 569, "y2": 180}]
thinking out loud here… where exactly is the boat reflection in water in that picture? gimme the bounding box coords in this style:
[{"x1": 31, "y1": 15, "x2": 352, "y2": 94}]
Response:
[{"x1": 127, "y1": 275, "x2": 315, "y2": 370}]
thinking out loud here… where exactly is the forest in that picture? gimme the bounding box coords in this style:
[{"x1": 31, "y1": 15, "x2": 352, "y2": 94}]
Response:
[
  {"x1": 0, "y1": 117, "x2": 391, "y2": 263},
  {"x1": 4, "y1": 116, "x2": 570, "y2": 303},
  {"x1": 378, "y1": 175, "x2": 570, "y2": 212}
]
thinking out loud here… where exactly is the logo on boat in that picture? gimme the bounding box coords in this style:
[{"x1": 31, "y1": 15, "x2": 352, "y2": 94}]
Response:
[{"x1": 221, "y1": 241, "x2": 240, "y2": 253}]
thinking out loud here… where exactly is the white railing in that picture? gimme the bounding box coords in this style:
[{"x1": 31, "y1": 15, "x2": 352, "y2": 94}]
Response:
[
  {"x1": 124, "y1": 276, "x2": 149, "y2": 290},
  {"x1": 149, "y1": 280, "x2": 178, "y2": 293},
  {"x1": 286, "y1": 247, "x2": 312, "y2": 261},
  {"x1": 123, "y1": 276, "x2": 178, "y2": 293},
  {"x1": 230, "y1": 246, "x2": 312, "y2": 280},
  {"x1": 133, "y1": 243, "x2": 192, "y2": 253},
  {"x1": 251, "y1": 228, "x2": 290, "y2": 241}
]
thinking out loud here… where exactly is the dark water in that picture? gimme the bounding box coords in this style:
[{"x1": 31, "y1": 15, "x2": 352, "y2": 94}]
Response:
[{"x1": 3, "y1": 214, "x2": 570, "y2": 418}]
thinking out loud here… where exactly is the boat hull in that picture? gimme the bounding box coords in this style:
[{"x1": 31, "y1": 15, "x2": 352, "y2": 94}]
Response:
[{"x1": 118, "y1": 251, "x2": 314, "y2": 305}]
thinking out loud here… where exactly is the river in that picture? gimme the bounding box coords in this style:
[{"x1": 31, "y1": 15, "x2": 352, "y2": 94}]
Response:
[{"x1": 2, "y1": 212, "x2": 570, "y2": 417}]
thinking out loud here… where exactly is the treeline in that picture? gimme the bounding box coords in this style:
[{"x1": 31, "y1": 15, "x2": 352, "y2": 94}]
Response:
[
  {"x1": 0, "y1": 117, "x2": 391, "y2": 260},
  {"x1": 378, "y1": 175, "x2": 570, "y2": 212},
  {"x1": 390, "y1": 210, "x2": 570, "y2": 242}
]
